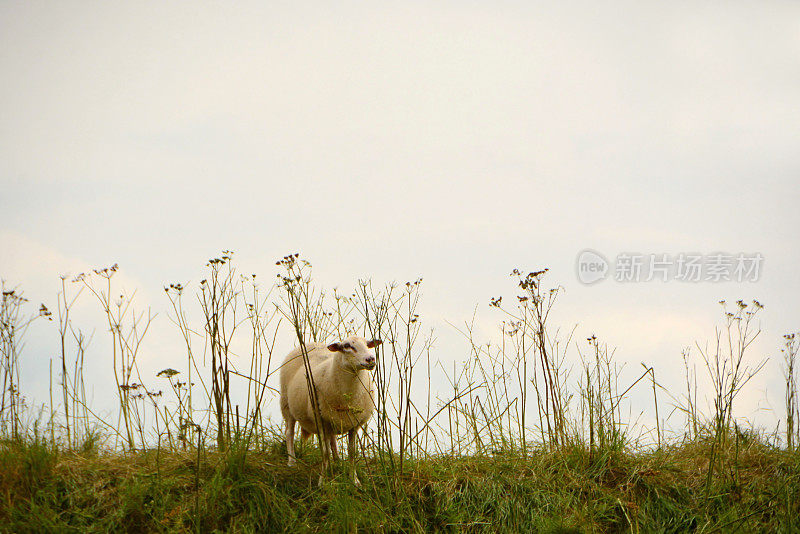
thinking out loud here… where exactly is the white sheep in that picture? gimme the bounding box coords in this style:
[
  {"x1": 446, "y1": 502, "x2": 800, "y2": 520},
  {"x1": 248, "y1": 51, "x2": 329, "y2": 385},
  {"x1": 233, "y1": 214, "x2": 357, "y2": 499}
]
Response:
[{"x1": 280, "y1": 335, "x2": 381, "y2": 486}]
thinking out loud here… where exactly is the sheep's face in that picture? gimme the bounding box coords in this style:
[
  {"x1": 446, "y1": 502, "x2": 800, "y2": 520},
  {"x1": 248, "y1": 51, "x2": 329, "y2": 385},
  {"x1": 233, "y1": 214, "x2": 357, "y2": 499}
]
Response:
[{"x1": 327, "y1": 336, "x2": 381, "y2": 371}]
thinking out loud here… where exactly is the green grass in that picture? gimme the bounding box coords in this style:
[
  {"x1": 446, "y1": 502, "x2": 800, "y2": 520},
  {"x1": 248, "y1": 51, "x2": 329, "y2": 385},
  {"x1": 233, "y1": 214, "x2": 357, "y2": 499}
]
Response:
[{"x1": 1, "y1": 434, "x2": 798, "y2": 533}]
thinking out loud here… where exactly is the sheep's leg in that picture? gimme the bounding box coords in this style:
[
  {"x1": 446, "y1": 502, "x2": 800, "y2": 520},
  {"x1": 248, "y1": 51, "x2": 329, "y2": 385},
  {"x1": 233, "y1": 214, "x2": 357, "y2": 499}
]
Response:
[
  {"x1": 329, "y1": 433, "x2": 339, "y2": 461},
  {"x1": 320, "y1": 429, "x2": 331, "y2": 468},
  {"x1": 285, "y1": 417, "x2": 297, "y2": 467},
  {"x1": 348, "y1": 428, "x2": 361, "y2": 487},
  {"x1": 318, "y1": 428, "x2": 331, "y2": 487}
]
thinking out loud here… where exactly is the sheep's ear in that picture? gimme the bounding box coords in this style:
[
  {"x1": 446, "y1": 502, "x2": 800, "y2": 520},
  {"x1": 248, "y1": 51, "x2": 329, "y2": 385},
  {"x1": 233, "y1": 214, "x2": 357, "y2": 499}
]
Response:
[
  {"x1": 327, "y1": 342, "x2": 343, "y2": 352},
  {"x1": 367, "y1": 339, "x2": 382, "y2": 349}
]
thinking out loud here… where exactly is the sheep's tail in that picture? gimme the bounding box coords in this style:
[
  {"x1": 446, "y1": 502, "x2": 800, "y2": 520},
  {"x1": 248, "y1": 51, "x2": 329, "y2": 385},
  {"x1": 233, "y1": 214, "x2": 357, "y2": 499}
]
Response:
[{"x1": 301, "y1": 428, "x2": 311, "y2": 440}]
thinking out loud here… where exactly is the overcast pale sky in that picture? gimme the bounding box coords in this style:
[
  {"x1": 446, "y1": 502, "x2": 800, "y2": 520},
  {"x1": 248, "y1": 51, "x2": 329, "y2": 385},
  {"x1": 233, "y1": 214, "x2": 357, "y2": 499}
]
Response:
[{"x1": 2, "y1": 1, "x2": 799, "y2": 438}]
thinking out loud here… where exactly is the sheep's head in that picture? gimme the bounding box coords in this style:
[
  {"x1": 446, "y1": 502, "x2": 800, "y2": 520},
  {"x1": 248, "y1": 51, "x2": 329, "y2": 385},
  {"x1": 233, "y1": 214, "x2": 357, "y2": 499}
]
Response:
[{"x1": 327, "y1": 336, "x2": 381, "y2": 371}]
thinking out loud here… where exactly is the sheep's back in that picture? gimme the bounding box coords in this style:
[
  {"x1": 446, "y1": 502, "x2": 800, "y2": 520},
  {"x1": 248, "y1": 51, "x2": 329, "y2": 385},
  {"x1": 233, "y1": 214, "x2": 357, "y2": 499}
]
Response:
[{"x1": 279, "y1": 342, "x2": 330, "y2": 399}]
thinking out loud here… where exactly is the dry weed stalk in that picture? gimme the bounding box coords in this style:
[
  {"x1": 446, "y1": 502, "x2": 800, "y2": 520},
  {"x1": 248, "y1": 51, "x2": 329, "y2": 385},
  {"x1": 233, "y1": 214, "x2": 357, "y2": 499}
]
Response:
[
  {"x1": 75, "y1": 264, "x2": 153, "y2": 450},
  {"x1": 782, "y1": 333, "x2": 799, "y2": 450},
  {"x1": 0, "y1": 282, "x2": 50, "y2": 439}
]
